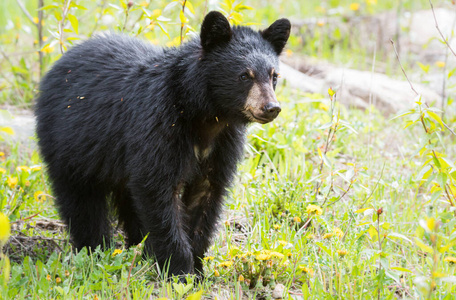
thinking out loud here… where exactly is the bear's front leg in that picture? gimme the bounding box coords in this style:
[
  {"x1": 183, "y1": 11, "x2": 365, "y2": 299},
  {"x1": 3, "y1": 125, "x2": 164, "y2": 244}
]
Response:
[
  {"x1": 129, "y1": 180, "x2": 194, "y2": 277},
  {"x1": 183, "y1": 178, "x2": 226, "y2": 275}
]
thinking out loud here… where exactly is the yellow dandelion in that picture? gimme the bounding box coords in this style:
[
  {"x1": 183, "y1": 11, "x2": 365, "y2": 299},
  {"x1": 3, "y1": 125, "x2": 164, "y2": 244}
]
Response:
[
  {"x1": 270, "y1": 251, "x2": 285, "y2": 259},
  {"x1": 112, "y1": 249, "x2": 123, "y2": 257},
  {"x1": 0, "y1": 212, "x2": 11, "y2": 244},
  {"x1": 33, "y1": 17, "x2": 39, "y2": 24},
  {"x1": 306, "y1": 204, "x2": 323, "y2": 216},
  {"x1": 7, "y1": 176, "x2": 18, "y2": 189},
  {"x1": 0, "y1": 152, "x2": 5, "y2": 157},
  {"x1": 151, "y1": 9, "x2": 161, "y2": 18},
  {"x1": 278, "y1": 240, "x2": 288, "y2": 246},
  {"x1": 139, "y1": 1, "x2": 148, "y2": 6},
  {"x1": 16, "y1": 166, "x2": 30, "y2": 173},
  {"x1": 41, "y1": 44, "x2": 55, "y2": 54},
  {"x1": 293, "y1": 216, "x2": 302, "y2": 223},
  {"x1": 46, "y1": 274, "x2": 51, "y2": 281},
  {"x1": 65, "y1": 270, "x2": 70, "y2": 277},
  {"x1": 286, "y1": 252, "x2": 292, "y2": 257},
  {"x1": 30, "y1": 166, "x2": 42, "y2": 172},
  {"x1": 298, "y1": 265, "x2": 314, "y2": 276},
  {"x1": 204, "y1": 256, "x2": 214, "y2": 261},
  {"x1": 444, "y1": 257, "x2": 456, "y2": 265},
  {"x1": 306, "y1": 234, "x2": 315, "y2": 240},
  {"x1": 349, "y1": 3, "x2": 360, "y2": 11},
  {"x1": 25, "y1": 181, "x2": 30, "y2": 187},
  {"x1": 219, "y1": 261, "x2": 233, "y2": 268},
  {"x1": 214, "y1": 269, "x2": 220, "y2": 277},
  {"x1": 323, "y1": 233, "x2": 334, "y2": 239},
  {"x1": 317, "y1": 21, "x2": 325, "y2": 27},
  {"x1": 0, "y1": 168, "x2": 6, "y2": 174},
  {"x1": 436, "y1": 61, "x2": 445, "y2": 68},
  {"x1": 238, "y1": 274, "x2": 244, "y2": 281},
  {"x1": 273, "y1": 224, "x2": 281, "y2": 230},
  {"x1": 333, "y1": 227, "x2": 344, "y2": 239},
  {"x1": 285, "y1": 49, "x2": 293, "y2": 57},
  {"x1": 337, "y1": 250, "x2": 348, "y2": 257},
  {"x1": 34, "y1": 191, "x2": 46, "y2": 202},
  {"x1": 56, "y1": 277, "x2": 62, "y2": 283},
  {"x1": 94, "y1": 295, "x2": 99, "y2": 300},
  {"x1": 256, "y1": 253, "x2": 271, "y2": 261},
  {"x1": 43, "y1": 36, "x2": 48, "y2": 42},
  {"x1": 366, "y1": 0, "x2": 377, "y2": 4}
]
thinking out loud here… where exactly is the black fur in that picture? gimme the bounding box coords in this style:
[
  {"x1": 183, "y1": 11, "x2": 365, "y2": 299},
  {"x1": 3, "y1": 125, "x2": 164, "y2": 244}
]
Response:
[{"x1": 35, "y1": 12, "x2": 290, "y2": 277}]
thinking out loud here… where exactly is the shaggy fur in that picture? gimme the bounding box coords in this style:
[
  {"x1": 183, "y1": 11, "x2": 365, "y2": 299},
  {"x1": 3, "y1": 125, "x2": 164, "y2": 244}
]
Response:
[{"x1": 35, "y1": 11, "x2": 290, "y2": 277}]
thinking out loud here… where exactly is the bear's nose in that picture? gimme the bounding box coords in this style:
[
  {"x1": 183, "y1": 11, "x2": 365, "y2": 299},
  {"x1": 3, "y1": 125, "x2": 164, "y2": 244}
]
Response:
[{"x1": 264, "y1": 102, "x2": 282, "y2": 116}]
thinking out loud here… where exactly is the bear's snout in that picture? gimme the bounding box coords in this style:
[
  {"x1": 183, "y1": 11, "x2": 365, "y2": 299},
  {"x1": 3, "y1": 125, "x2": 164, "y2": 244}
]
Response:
[{"x1": 263, "y1": 102, "x2": 281, "y2": 120}]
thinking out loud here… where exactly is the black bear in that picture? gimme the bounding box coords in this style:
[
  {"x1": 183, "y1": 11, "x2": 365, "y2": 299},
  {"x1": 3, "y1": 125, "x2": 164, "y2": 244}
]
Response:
[{"x1": 35, "y1": 11, "x2": 290, "y2": 277}]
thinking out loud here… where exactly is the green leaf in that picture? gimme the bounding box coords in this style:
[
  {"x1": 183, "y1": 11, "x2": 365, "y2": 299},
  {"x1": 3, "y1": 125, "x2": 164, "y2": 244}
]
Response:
[
  {"x1": 387, "y1": 232, "x2": 412, "y2": 244},
  {"x1": 0, "y1": 127, "x2": 15, "y2": 135},
  {"x1": 368, "y1": 225, "x2": 378, "y2": 242},
  {"x1": 390, "y1": 266, "x2": 412, "y2": 273},
  {"x1": 427, "y1": 111, "x2": 444, "y2": 129},
  {"x1": 414, "y1": 238, "x2": 433, "y2": 254},
  {"x1": 186, "y1": 290, "x2": 203, "y2": 300},
  {"x1": 68, "y1": 14, "x2": 79, "y2": 34},
  {"x1": 417, "y1": 62, "x2": 430, "y2": 73}
]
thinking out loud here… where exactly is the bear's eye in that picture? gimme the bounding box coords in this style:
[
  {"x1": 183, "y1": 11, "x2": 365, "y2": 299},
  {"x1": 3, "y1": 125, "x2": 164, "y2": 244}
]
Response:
[
  {"x1": 272, "y1": 74, "x2": 278, "y2": 86},
  {"x1": 239, "y1": 73, "x2": 250, "y2": 81}
]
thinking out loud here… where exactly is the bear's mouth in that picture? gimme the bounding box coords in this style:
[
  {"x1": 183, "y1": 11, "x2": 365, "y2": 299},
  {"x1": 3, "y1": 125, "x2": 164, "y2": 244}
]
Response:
[{"x1": 243, "y1": 109, "x2": 273, "y2": 124}]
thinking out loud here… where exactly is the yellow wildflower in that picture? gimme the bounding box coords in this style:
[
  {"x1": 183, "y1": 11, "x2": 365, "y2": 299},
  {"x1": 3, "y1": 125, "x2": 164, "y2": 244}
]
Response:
[
  {"x1": 333, "y1": 227, "x2": 344, "y2": 239},
  {"x1": 46, "y1": 274, "x2": 51, "y2": 281},
  {"x1": 139, "y1": 1, "x2": 148, "y2": 6},
  {"x1": 256, "y1": 251, "x2": 272, "y2": 261},
  {"x1": 306, "y1": 204, "x2": 323, "y2": 216},
  {"x1": 34, "y1": 191, "x2": 46, "y2": 202},
  {"x1": 349, "y1": 3, "x2": 360, "y2": 11},
  {"x1": 273, "y1": 224, "x2": 281, "y2": 230},
  {"x1": 436, "y1": 61, "x2": 445, "y2": 68},
  {"x1": 0, "y1": 168, "x2": 6, "y2": 174},
  {"x1": 337, "y1": 250, "x2": 348, "y2": 257},
  {"x1": 315, "y1": 6, "x2": 326, "y2": 14},
  {"x1": 30, "y1": 166, "x2": 42, "y2": 172},
  {"x1": 270, "y1": 251, "x2": 285, "y2": 259},
  {"x1": 219, "y1": 261, "x2": 233, "y2": 268},
  {"x1": 7, "y1": 176, "x2": 18, "y2": 188},
  {"x1": 444, "y1": 257, "x2": 456, "y2": 265},
  {"x1": 293, "y1": 216, "x2": 302, "y2": 223},
  {"x1": 285, "y1": 49, "x2": 293, "y2": 57},
  {"x1": 214, "y1": 269, "x2": 220, "y2": 277},
  {"x1": 323, "y1": 233, "x2": 334, "y2": 239},
  {"x1": 94, "y1": 295, "x2": 99, "y2": 300},
  {"x1": 41, "y1": 44, "x2": 55, "y2": 54},
  {"x1": 16, "y1": 166, "x2": 29, "y2": 173},
  {"x1": 317, "y1": 21, "x2": 325, "y2": 27},
  {"x1": 33, "y1": 17, "x2": 39, "y2": 24},
  {"x1": 204, "y1": 256, "x2": 214, "y2": 261},
  {"x1": 25, "y1": 181, "x2": 30, "y2": 187},
  {"x1": 65, "y1": 270, "x2": 70, "y2": 277},
  {"x1": 56, "y1": 277, "x2": 62, "y2": 283},
  {"x1": 238, "y1": 274, "x2": 244, "y2": 281},
  {"x1": 112, "y1": 249, "x2": 123, "y2": 257},
  {"x1": 366, "y1": 0, "x2": 377, "y2": 4},
  {"x1": 307, "y1": 234, "x2": 315, "y2": 240},
  {"x1": 278, "y1": 240, "x2": 288, "y2": 247},
  {"x1": 0, "y1": 152, "x2": 4, "y2": 157},
  {"x1": 298, "y1": 265, "x2": 314, "y2": 276},
  {"x1": 0, "y1": 212, "x2": 11, "y2": 244}
]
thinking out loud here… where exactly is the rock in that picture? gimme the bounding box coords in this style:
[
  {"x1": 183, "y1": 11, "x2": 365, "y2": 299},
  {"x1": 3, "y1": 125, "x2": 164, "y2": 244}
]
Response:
[
  {"x1": 272, "y1": 283, "x2": 286, "y2": 299},
  {"x1": 280, "y1": 61, "x2": 441, "y2": 114}
]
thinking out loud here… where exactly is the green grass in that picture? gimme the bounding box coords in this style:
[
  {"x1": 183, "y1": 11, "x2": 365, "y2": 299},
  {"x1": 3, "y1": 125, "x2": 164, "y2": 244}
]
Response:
[
  {"x1": 1, "y1": 0, "x2": 456, "y2": 299},
  {"x1": 1, "y1": 82, "x2": 455, "y2": 298}
]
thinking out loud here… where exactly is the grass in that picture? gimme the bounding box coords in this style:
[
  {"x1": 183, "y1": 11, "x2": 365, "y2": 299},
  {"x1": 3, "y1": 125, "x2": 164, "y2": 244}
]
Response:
[
  {"x1": 1, "y1": 82, "x2": 455, "y2": 298},
  {"x1": 1, "y1": 0, "x2": 456, "y2": 299}
]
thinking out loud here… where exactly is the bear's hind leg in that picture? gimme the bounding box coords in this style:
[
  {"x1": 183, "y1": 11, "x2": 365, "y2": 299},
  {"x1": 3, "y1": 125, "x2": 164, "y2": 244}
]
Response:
[
  {"x1": 114, "y1": 187, "x2": 144, "y2": 247},
  {"x1": 53, "y1": 181, "x2": 112, "y2": 251}
]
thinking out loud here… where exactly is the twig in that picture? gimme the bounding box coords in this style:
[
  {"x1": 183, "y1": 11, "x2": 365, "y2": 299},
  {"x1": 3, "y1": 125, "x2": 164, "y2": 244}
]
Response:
[
  {"x1": 59, "y1": 0, "x2": 72, "y2": 54},
  {"x1": 89, "y1": 0, "x2": 108, "y2": 36},
  {"x1": 16, "y1": 0, "x2": 37, "y2": 26},
  {"x1": 360, "y1": 163, "x2": 385, "y2": 208},
  {"x1": 38, "y1": 0, "x2": 44, "y2": 79},
  {"x1": 324, "y1": 180, "x2": 354, "y2": 207},
  {"x1": 180, "y1": 0, "x2": 188, "y2": 44},
  {"x1": 391, "y1": 39, "x2": 456, "y2": 137},
  {"x1": 429, "y1": 0, "x2": 456, "y2": 57}
]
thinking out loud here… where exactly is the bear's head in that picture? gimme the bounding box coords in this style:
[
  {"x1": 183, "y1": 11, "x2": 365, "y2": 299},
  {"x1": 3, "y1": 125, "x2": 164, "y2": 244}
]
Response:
[{"x1": 200, "y1": 11, "x2": 290, "y2": 124}]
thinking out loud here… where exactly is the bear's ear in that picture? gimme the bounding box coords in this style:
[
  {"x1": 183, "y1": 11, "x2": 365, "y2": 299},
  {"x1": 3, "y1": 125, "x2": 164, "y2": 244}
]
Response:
[
  {"x1": 261, "y1": 18, "x2": 291, "y2": 55},
  {"x1": 200, "y1": 11, "x2": 232, "y2": 52}
]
